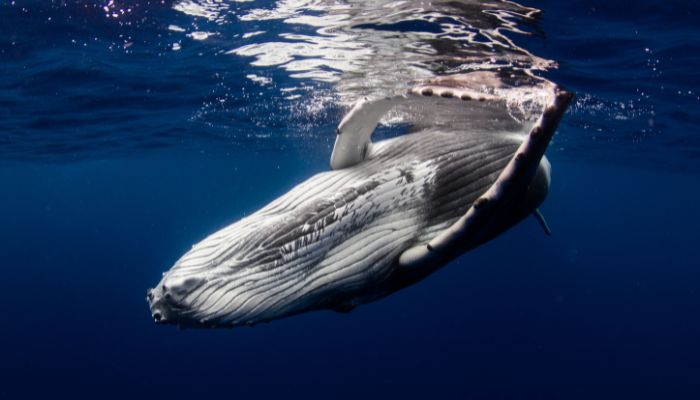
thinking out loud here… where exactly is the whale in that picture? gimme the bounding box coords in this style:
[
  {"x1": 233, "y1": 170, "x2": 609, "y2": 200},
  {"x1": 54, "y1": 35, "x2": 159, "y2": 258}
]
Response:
[{"x1": 147, "y1": 71, "x2": 573, "y2": 328}]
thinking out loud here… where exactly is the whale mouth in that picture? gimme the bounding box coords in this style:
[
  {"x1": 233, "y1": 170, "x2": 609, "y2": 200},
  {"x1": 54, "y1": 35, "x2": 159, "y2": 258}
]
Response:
[
  {"x1": 146, "y1": 286, "x2": 194, "y2": 327},
  {"x1": 146, "y1": 281, "x2": 228, "y2": 329},
  {"x1": 146, "y1": 287, "x2": 176, "y2": 325},
  {"x1": 146, "y1": 272, "x2": 214, "y2": 327}
]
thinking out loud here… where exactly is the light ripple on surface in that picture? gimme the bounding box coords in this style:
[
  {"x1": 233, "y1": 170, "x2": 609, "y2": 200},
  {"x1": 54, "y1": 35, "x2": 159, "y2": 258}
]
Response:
[{"x1": 1, "y1": 0, "x2": 697, "y2": 170}]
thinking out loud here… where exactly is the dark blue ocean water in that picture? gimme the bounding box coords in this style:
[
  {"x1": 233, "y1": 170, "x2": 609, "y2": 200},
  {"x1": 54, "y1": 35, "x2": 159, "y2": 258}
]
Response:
[{"x1": 1, "y1": 1, "x2": 699, "y2": 399}]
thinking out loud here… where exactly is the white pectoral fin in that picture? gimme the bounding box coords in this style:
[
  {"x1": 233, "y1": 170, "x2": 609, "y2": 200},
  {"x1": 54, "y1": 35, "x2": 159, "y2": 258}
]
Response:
[
  {"x1": 330, "y1": 97, "x2": 403, "y2": 169},
  {"x1": 398, "y1": 86, "x2": 574, "y2": 270},
  {"x1": 331, "y1": 70, "x2": 559, "y2": 170}
]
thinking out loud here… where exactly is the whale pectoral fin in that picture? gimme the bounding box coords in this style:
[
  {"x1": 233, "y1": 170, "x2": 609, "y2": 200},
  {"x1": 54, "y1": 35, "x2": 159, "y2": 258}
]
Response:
[
  {"x1": 331, "y1": 71, "x2": 559, "y2": 170},
  {"x1": 398, "y1": 87, "x2": 574, "y2": 270},
  {"x1": 330, "y1": 97, "x2": 402, "y2": 169}
]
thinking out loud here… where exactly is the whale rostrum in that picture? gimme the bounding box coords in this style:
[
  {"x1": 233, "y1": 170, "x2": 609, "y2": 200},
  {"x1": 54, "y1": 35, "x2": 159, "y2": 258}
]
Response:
[{"x1": 147, "y1": 71, "x2": 573, "y2": 328}]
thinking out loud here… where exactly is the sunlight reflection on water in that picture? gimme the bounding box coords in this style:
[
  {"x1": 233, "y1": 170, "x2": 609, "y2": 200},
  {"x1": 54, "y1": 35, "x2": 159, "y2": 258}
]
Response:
[{"x1": 173, "y1": 0, "x2": 553, "y2": 104}]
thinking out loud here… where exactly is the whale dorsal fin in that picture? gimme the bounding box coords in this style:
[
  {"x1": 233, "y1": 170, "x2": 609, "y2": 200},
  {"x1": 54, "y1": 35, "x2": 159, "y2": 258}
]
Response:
[{"x1": 398, "y1": 86, "x2": 573, "y2": 269}]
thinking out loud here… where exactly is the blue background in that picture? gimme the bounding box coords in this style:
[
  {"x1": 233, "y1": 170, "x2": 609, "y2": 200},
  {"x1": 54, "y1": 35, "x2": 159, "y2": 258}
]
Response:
[{"x1": 1, "y1": 1, "x2": 699, "y2": 399}]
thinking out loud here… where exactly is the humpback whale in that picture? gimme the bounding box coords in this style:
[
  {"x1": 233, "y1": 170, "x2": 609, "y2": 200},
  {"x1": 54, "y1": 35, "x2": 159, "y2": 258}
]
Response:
[{"x1": 147, "y1": 71, "x2": 573, "y2": 328}]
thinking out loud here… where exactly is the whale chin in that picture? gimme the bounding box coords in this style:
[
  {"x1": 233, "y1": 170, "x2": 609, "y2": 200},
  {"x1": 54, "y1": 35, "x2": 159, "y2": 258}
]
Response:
[
  {"x1": 146, "y1": 275, "x2": 216, "y2": 328},
  {"x1": 146, "y1": 270, "x2": 306, "y2": 328}
]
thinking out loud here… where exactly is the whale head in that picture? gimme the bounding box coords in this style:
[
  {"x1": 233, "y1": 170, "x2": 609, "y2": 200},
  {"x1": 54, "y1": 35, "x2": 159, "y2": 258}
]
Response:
[
  {"x1": 146, "y1": 262, "x2": 287, "y2": 328},
  {"x1": 146, "y1": 222, "x2": 295, "y2": 328},
  {"x1": 146, "y1": 207, "x2": 341, "y2": 328}
]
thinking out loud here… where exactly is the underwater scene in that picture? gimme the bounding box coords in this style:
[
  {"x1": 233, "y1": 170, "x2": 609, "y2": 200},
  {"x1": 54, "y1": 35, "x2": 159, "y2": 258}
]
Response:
[{"x1": 1, "y1": 0, "x2": 699, "y2": 398}]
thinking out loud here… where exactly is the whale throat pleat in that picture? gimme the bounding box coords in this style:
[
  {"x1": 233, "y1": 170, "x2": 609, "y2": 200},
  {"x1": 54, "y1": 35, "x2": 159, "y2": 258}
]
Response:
[{"x1": 162, "y1": 129, "x2": 526, "y2": 325}]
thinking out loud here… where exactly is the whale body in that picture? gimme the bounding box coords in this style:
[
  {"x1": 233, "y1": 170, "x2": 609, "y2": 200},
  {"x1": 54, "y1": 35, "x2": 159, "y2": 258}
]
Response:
[{"x1": 147, "y1": 72, "x2": 573, "y2": 328}]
